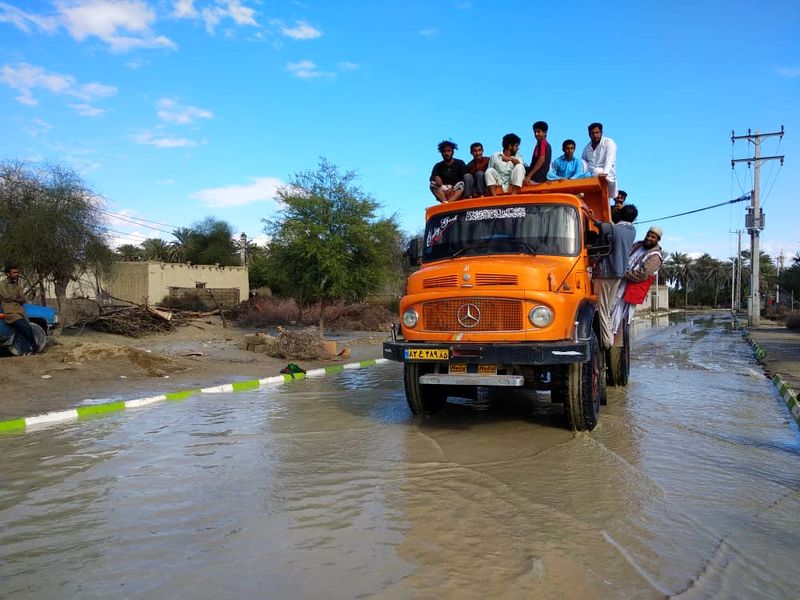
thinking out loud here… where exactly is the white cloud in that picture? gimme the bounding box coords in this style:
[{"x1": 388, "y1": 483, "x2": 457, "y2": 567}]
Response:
[
  {"x1": 776, "y1": 67, "x2": 800, "y2": 78},
  {"x1": 70, "y1": 103, "x2": 105, "y2": 116},
  {"x1": 190, "y1": 176, "x2": 283, "y2": 207},
  {"x1": 57, "y1": 0, "x2": 177, "y2": 52},
  {"x1": 172, "y1": 0, "x2": 197, "y2": 18},
  {"x1": 200, "y1": 0, "x2": 258, "y2": 34},
  {"x1": 132, "y1": 131, "x2": 199, "y2": 148},
  {"x1": 287, "y1": 59, "x2": 332, "y2": 79},
  {"x1": 157, "y1": 98, "x2": 213, "y2": 124},
  {"x1": 24, "y1": 117, "x2": 53, "y2": 137},
  {"x1": 0, "y1": 62, "x2": 117, "y2": 106},
  {"x1": 418, "y1": 28, "x2": 438, "y2": 37},
  {"x1": 275, "y1": 19, "x2": 321, "y2": 40},
  {"x1": 337, "y1": 61, "x2": 360, "y2": 72},
  {"x1": 0, "y1": 2, "x2": 58, "y2": 32}
]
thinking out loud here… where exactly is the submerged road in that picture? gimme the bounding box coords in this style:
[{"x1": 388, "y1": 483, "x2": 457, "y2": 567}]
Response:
[{"x1": 1, "y1": 312, "x2": 798, "y2": 599}]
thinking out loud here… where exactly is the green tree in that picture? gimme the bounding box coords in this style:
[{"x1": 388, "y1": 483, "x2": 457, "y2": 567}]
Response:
[
  {"x1": 184, "y1": 217, "x2": 238, "y2": 266},
  {"x1": 262, "y1": 158, "x2": 403, "y2": 333},
  {"x1": 168, "y1": 227, "x2": 193, "y2": 263},
  {"x1": 117, "y1": 244, "x2": 144, "y2": 261},
  {"x1": 663, "y1": 251, "x2": 694, "y2": 308},
  {"x1": 0, "y1": 161, "x2": 111, "y2": 310},
  {"x1": 248, "y1": 252, "x2": 271, "y2": 290},
  {"x1": 142, "y1": 238, "x2": 170, "y2": 261}
]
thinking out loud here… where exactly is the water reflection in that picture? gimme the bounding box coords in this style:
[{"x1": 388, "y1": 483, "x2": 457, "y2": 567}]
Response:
[{"x1": 1, "y1": 313, "x2": 799, "y2": 598}]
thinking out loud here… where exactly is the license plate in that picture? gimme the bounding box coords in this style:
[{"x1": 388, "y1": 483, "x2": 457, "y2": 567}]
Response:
[
  {"x1": 405, "y1": 348, "x2": 449, "y2": 360},
  {"x1": 449, "y1": 362, "x2": 467, "y2": 374},
  {"x1": 477, "y1": 364, "x2": 497, "y2": 375}
]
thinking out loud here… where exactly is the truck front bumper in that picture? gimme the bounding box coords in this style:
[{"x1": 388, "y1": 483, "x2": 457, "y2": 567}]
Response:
[{"x1": 382, "y1": 339, "x2": 590, "y2": 366}]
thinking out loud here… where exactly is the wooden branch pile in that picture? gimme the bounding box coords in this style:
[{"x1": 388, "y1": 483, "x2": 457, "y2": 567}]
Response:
[{"x1": 73, "y1": 304, "x2": 221, "y2": 337}]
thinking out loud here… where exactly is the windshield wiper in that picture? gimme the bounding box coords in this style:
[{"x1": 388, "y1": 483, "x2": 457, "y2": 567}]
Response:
[
  {"x1": 507, "y1": 240, "x2": 538, "y2": 255},
  {"x1": 451, "y1": 243, "x2": 484, "y2": 258}
]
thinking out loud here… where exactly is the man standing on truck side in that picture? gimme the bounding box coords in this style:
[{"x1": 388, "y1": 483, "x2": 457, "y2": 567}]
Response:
[
  {"x1": 464, "y1": 142, "x2": 489, "y2": 198},
  {"x1": 582, "y1": 122, "x2": 618, "y2": 200},
  {"x1": 611, "y1": 225, "x2": 664, "y2": 336},
  {"x1": 594, "y1": 204, "x2": 638, "y2": 349},
  {"x1": 611, "y1": 190, "x2": 627, "y2": 223},
  {"x1": 430, "y1": 140, "x2": 467, "y2": 203},
  {"x1": 547, "y1": 139, "x2": 590, "y2": 181},
  {"x1": 523, "y1": 121, "x2": 552, "y2": 185},
  {"x1": 485, "y1": 133, "x2": 526, "y2": 196},
  {"x1": 0, "y1": 263, "x2": 38, "y2": 355}
]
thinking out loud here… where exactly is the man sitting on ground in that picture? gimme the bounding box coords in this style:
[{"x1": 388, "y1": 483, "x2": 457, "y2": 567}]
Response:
[
  {"x1": 429, "y1": 140, "x2": 467, "y2": 203},
  {"x1": 485, "y1": 133, "x2": 526, "y2": 196},
  {"x1": 464, "y1": 142, "x2": 489, "y2": 198},
  {"x1": 547, "y1": 138, "x2": 590, "y2": 181},
  {"x1": 0, "y1": 263, "x2": 39, "y2": 355}
]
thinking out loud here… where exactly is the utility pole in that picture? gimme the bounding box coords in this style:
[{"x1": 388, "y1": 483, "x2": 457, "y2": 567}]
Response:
[
  {"x1": 777, "y1": 250, "x2": 785, "y2": 304},
  {"x1": 731, "y1": 126, "x2": 785, "y2": 326}
]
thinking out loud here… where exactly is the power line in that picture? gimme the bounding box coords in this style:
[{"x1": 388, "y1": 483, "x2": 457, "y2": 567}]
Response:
[{"x1": 636, "y1": 193, "x2": 751, "y2": 224}]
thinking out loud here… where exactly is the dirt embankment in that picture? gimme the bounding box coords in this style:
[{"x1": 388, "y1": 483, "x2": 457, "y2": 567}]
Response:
[{"x1": 0, "y1": 317, "x2": 388, "y2": 420}]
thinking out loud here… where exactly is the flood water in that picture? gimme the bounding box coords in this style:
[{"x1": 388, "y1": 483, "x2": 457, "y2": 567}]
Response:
[{"x1": 1, "y1": 312, "x2": 798, "y2": 599}]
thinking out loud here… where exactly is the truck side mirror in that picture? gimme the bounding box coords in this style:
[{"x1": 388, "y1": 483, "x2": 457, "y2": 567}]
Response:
[
  {"x1": 405, "y1": 237, "x2": 423, "y2": 266},
  {"x1": 587, "y1": 222, "x2": 614, "y2": 258}
]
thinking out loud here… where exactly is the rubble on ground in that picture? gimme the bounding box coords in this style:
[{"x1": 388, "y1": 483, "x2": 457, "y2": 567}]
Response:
[{"x1": 242, "y1": 327, "x2": 348, "y2": 360}]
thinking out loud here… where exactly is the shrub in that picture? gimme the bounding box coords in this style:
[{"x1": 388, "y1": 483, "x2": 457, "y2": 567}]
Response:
[
  {"x1": 786, "y1": 311, "x2": 800, "y2": 330},
  {"x1": 233, "y1": 297, "x2": 394, "y2": 331}
]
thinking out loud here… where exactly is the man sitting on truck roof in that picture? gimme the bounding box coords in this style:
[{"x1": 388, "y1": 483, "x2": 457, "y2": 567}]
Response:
[
  {"x1": 464, "y1": 142, "x2": 489, "y2": 198},
  {"x1": 0, "y1": 263, "x2": 39, "y2": 355},
  {"x1": 429, "y1": 140, "x2": 467, "y2": 203},
  {"x1": 547, "y1": 139, "x2": 591, "y2": 181},
  {"x1": 594, "y1": 204, "x2": 638, "y2": 349},
  {"x1": 485, "y1": 133, "x2": 526, "y2": 196},
  {"x1": 523, "y1": 121, "x2": 552, "y2": 186}
]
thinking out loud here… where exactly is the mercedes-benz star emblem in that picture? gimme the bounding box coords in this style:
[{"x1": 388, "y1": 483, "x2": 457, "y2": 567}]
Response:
[{"x1": 457, "y1": 303, "x2": 481, "y2": 328}]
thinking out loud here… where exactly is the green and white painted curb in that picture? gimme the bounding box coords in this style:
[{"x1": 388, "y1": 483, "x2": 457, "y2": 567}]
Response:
[
  {"x1": 0, "y1": 358, "x2": 390, "y2": 434},
  {"x1": 773, "y1": 374, "x2": 800, "y2": 427},
  {"x1": 731, "y1": 311, "x2": 800, "y2": 428}
]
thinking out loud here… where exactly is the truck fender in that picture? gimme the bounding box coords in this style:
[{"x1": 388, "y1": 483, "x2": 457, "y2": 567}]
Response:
[{"x1": 574, "y1": 300, "x2": 597, "y2": 342}]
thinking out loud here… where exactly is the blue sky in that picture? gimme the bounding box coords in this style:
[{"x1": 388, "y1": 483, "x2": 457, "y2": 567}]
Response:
[{"x1": 1, "y1": 0, "x2": 799, "y2": 265}]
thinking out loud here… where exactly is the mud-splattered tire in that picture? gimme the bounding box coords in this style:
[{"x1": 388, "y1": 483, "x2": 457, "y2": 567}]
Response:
[
  {"x1": 560, "y1": 330, "x2": 602, "y2": 431},
  {"x1": 607, "y1": 320, "x2": 630, "y2": 387},
  {"x1": 404, "y1": 362, "x2": 447, "y2": 416},
  {"x1": 7, "y1": 322, "x2": 47, "y2": 356}
]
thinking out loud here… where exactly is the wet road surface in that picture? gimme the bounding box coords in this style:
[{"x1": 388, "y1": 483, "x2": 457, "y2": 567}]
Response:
[{"x1": 1, "y1": 312, "x2": 798, "y2": 598}]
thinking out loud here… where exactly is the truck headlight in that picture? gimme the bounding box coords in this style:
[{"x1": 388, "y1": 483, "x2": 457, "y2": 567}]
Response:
[
  {"x1": 529, "y1": 306, "x2": 553, "y2": 327},
  {"x1": 402, "y1": 309, "x2": 419, "y2": 328}
]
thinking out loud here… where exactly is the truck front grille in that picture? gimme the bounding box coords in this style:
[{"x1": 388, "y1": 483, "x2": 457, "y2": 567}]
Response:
[{"x1": 422, "y1": 298, "x2": 523, "y2": 332}]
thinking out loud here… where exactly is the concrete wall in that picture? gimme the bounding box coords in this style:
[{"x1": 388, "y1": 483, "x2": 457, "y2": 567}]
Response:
[
  {"x1": 638, "y1": 284, "x2": 669, "y2": 312},
  {"x1": 102, "y1": 262, "x2": 248, "y2": 305}
]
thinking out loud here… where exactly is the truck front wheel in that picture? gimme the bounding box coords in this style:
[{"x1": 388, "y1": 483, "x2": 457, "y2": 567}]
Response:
[
  {"x1": 404, "y1": 363, "x2": 447, "y2": 416},
  {"x1": 559, "y1": 330, "x2": 602, "y2": 431}
]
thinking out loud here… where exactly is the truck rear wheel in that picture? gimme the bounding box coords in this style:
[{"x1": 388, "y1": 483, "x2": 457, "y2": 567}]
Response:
[
  {"x1": 404, "y1": 363, "x2": 447, "y2": 416},
  {"x1": 560, "y1": 330, "x2": 601, "y2": 431},
  {"x1": 607, "y1": 320, "x2": 630, "y2": 387}
]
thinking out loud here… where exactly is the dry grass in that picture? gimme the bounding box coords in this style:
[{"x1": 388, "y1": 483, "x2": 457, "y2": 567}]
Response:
[
  {"x1": 786, "y1": 312, "x2": 800, "y2": 330},
  {"x1": 234, "y1": 297, "x2": 395, "y2": 331}
]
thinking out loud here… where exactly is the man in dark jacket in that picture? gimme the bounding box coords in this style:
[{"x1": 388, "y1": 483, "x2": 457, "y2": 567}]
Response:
[
  {"x1": 0, "y1": 263, "x2": 38, "y2": 354},
  {"x1": 594, "y1": 205, "x2": 638, "y2": 349}
]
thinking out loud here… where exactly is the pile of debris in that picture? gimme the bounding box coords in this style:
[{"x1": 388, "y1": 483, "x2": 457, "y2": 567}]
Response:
[
  {"x1": 242, "y1": 327, "x2": 349, "y2": 360},
  {"x1": 71, "y1": 303, "x2": 220, "y2": 338}
]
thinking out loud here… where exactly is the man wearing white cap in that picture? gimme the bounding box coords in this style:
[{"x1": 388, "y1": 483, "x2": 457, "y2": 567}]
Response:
[{"x1": 611, "y1": 226, "x2": 664, "y2": 335}]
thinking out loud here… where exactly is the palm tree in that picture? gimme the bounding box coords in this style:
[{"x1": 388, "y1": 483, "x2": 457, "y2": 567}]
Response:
[
  {"x1": 142, "y1": 238, "x2": 170, "y2": 261},
  {"x1": 117, "y1": 243, "x2": 143, "y2": 262},
  {"x1": 168, "y1": 227, "x2": 193, "y2": 263},
  {"x1": 663, "y1": 251, "x2": 693, "y2": 308}
]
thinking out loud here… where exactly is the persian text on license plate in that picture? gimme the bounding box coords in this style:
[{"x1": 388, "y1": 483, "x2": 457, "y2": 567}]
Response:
[{"x1": 405, "y1": 348, "x2": 449, "y2": 360}]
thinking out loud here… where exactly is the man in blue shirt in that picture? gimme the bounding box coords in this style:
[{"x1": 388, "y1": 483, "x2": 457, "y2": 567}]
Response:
[{"x1": 547, "y1": 139, "x2": 590, "y2": 181}]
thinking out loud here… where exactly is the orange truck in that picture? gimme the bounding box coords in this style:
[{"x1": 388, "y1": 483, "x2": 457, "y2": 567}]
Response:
[{"x1": 383, "y1": 177, "x2": 629, "y2": 431}]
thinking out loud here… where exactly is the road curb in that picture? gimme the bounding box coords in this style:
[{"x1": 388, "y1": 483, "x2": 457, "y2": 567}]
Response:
[
  {"x1": 731, "y1": 312, "x2": 800, "y2": 427},
  {"x1": 0, "y1": 358, "x2": 390, "y2": 434}
]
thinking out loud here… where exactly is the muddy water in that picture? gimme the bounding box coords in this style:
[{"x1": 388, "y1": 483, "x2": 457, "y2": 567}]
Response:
[{"x1": 1, "y1": 312, "x2": 798, "y2": 599}]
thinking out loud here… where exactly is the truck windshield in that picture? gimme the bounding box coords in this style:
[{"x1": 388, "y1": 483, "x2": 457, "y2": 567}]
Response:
[{"x1": 423, "y1": 204, "x2": 579, "y2": 262}]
